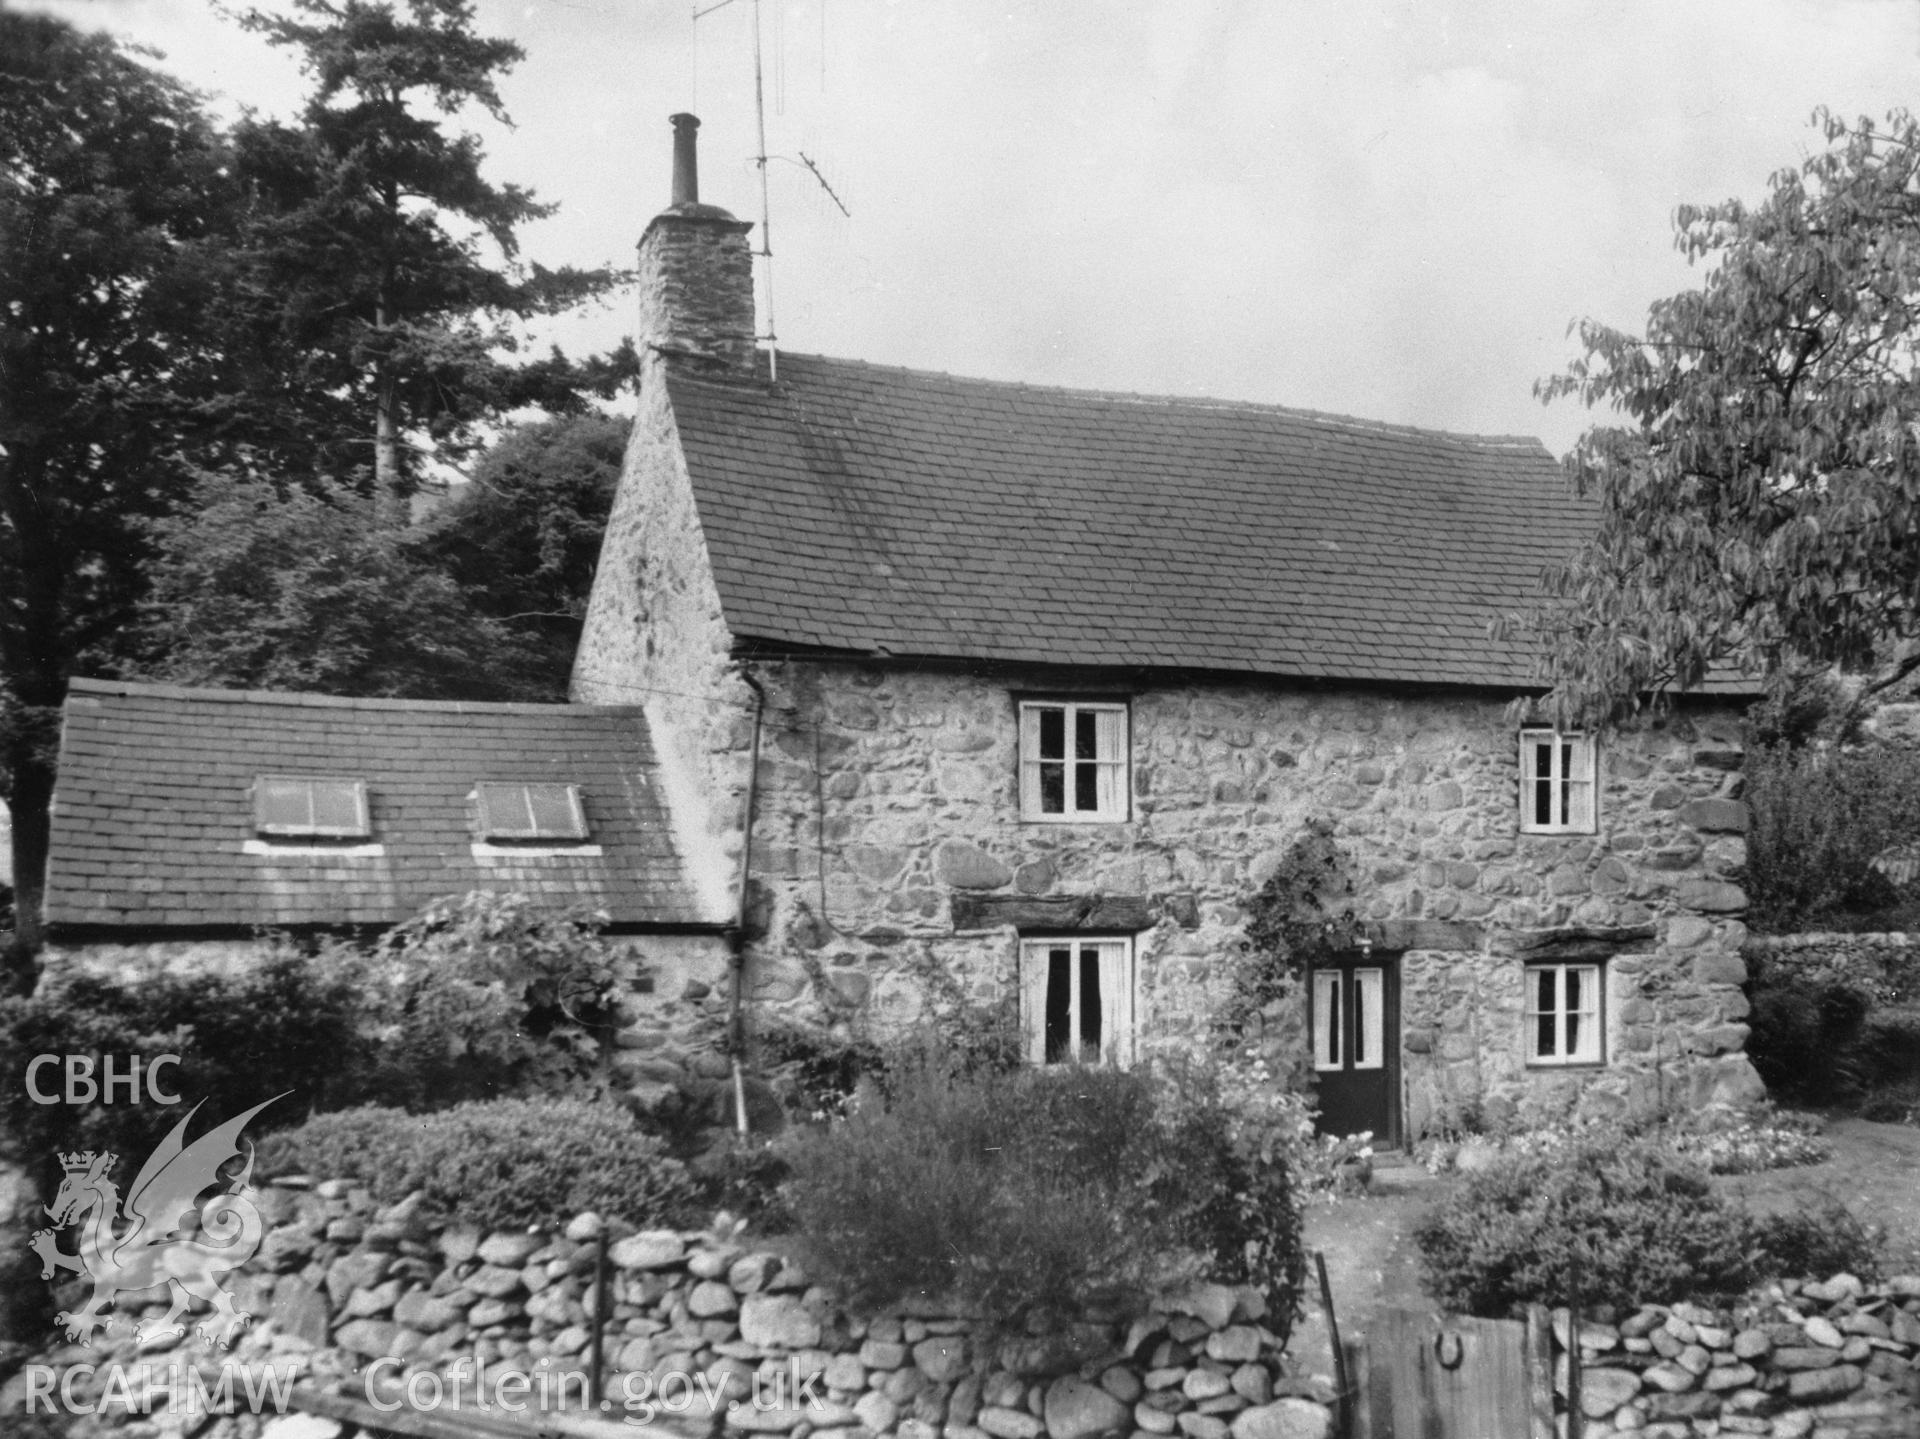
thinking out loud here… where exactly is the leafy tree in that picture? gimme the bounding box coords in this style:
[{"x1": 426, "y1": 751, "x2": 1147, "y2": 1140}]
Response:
[
  {"x1": 1518, "y1": 108, "x2": 1920, "y2": 727},
  {"x1": 134, "y1": 472, "x2": 543, "y2": 700},
  {"x1": 414, "y1": 412, "x2": 626, "y2": 696},
  {"x1": 230, "y1": 0, "x2": 632, "y2": 524},
  {"x1": 0, "y1": 14, "x2": 239, "y2": 955}
]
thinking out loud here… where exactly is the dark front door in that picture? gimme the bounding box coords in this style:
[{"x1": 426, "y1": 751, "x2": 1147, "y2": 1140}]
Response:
[{"x1": 1311, "y1": 951, "x2": 1400, "y2": 1145}]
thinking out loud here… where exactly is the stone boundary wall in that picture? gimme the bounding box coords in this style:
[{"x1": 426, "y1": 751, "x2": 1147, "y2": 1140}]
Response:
[
  {"x1": 6, "y1": 1178, "x2": 1335, "y2": 1439},
  {"x1": 1742, "y1": 933, "x2": 1920, "y2": 1004},
  {"x1": 1552, "y1": 1276, "x2": 1920, "y2": 1437}
]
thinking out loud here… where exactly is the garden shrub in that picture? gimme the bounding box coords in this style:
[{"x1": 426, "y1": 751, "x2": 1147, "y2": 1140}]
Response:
[
  {"x1": 1857, "y1": 1007, "x2": 1920, "y2": 1092},
  {"x1": 752, "y1": 1017, "x2": 886, "y2": 1120},
  {"x1": 0, "y1": 893, "x2": 642, "y2": 1195},
  {"x1": 689, "y1": 1140, "x2": 793, "y2": 1229},
  {"x1": 1745, "y1": 969, "x2": 1872, "y2": 1103},
  {"x1": 1413, "y1": 1131, "x2": 1880, "y2": 1318},
  {"x1": 259, "y1": 1097, "x2": 695, "y2": 1231},
  {"x1": 781, "y1": 1050, "x2": 1303, "y2": 1333},
  {"x1": 1745, "y1": 1201, "x2": 1883, "y2": 1284},
  {"x1": 1743, "y1": 741, "x2": 1920, "y2": 932},
  {"x1": 1745, "y1": 941, "x2": 1920, "y2": 1109},
  {"x1": 348, "y1": 891, "x2": 638, "y2": 1109},
  {"x1": 0, "y1": 953, "x2": 361, "y2": 1188}
]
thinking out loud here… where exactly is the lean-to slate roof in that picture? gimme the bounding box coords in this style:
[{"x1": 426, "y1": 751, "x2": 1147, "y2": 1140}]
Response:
[
  {"x1": 46, "y1": 679, "x2": 708, "y2": 932},
  {"x1": 667, "y1": 353, "x2": 1593, "y2": 687}
]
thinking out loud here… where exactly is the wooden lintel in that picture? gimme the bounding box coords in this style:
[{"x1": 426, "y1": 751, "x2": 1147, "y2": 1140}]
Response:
[{"x1": 949, "y1": 892, "x2": 1198, "y2": 933}]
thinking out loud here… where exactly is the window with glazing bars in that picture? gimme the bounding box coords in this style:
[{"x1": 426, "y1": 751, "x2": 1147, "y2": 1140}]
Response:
[
  {"x1": 1018, "y1": 937, "x2": 1135, "y2": 1066},
  {"x1": 1526, "y1": 962, "x2": 1603, "y2": 1065},
  {"x1": 1018, "y1": 701, "x2": 1128, "y2": 821},
  {"x1": 1519, "y1": 728, "x2": 1596, "y2": 833}
]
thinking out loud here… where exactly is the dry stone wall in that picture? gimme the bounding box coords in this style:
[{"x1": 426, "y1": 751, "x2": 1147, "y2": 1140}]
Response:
[
  {"x1": 679, "y1": 658, "x2": 1765, "y2": 1135},
  {"x1": 5, "y1": 1177, "x2": 1335, "y2": 1439},
  {"x1": 1549, "y1": 1276, "x2": 1920, "y2": 1437},
  {"x1": 1742, "y1": 933, "x2": 1920, "y2": 1003}
]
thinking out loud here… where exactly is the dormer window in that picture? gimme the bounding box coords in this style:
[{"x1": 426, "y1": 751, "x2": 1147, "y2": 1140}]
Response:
[
  {"x1": 1018, "y1": 700, "x2": 1129, "y2": 822},
  {"x1": 474, "y1": 782, "x2": 589, "y2": 842},
  {"x1": 253, "y1": 776, "x2": 370, "y2": 839},
  {"x1": 1519, "y1": 729, "x2": 1597, "y2": 834}
]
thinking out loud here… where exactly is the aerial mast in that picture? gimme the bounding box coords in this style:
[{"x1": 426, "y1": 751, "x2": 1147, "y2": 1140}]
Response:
[{"x1": 692, "y1": 0, "x2": 779, "y2": 380}]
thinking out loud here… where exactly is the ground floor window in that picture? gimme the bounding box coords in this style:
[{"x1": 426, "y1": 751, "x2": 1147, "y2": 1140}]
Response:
[
  {"x1": 1018, "y1": 936, "x2": 1135, "y2": 1066},
  {"x1": 1526, "y1": 961, "x2": 1603, "y2": 1065}
]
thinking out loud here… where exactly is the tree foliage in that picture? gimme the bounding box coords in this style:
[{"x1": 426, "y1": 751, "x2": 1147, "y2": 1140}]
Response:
[
  {"x1": 1518, "y1": 109, "x2": 1920, "y2": 727},
  {"x1": 229, "y1": 0, "x2": 632, "y2": 522},
  {"x1": 414, "y1": 412, "x2": 626, "y2": 696},
  {"x1": 134, "y1": 472, "x2": 544, "y2": 700},
  {"x1": 0, "y1": 9, "x2": 635, "y2": 953},
  {"x1": 0, "y1": 14, "x2": 239, "y2": 951},
  {"x1": 1742, "y1": 739, "x2": 1920, "y2": 931}
]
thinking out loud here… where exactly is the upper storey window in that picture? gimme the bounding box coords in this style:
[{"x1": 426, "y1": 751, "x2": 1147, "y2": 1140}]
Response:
[
  {"x1": 1018, "y1": 701, "x2": 1129, "y2": 822},
  {"x1": 1519, "y1": 729, "x2": 1596, "y2": 834}
]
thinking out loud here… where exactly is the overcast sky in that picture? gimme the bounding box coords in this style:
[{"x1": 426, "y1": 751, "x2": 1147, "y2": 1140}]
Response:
[{"x1": 26, "y1": 0, "x2": 1920, "y2": 456}]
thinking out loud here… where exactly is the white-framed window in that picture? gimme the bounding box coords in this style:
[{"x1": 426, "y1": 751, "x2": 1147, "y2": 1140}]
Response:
[
  {"x1": 253, "y1": 776, "x2": 370, "y2": 839},
  {"x1": 1018, "y1": 937, "x2": 1135, "y2": 1066},
  {"x1": 1018, "y1": 701, "x2": 1129, "y2": 822},
  {"x1": 1526, "y1": 962, "x2": 1604, "y2": 1066},
  {"x1": 1313, "y1": 967, "x2": 1385, "y2": 1072},
  {"x1": 473, "y1": 782, "x2": 590, "y2": 841},
  {"x1": 1519, "y1": 728, "x2": 1597, "y2": 834}
]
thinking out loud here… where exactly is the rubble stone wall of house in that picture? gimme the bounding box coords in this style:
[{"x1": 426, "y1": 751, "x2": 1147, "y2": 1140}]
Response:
[{"x1": 691, "y1": 659, "x2": 1763, "y2": 1135}]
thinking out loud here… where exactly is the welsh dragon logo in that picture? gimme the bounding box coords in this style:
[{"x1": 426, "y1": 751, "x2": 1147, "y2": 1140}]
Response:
[{"x1": 29, "y1": 1095, "x2": 283, "y2": 1348}]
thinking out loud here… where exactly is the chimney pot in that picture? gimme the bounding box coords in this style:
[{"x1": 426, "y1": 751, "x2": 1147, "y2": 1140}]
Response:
[
  {"x1": 670, "y1": 113, "x2": 700, "y2": 208},
  {"x1": 638, "y1": 113, "x2": 754, "y2": 372}
]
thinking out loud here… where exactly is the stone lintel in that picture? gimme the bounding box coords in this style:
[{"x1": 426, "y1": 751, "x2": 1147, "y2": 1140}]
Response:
[
  {"x1": 1366, "y1": 919, "x2": 1485, "y2": 952},
  {"x1": 948, "y1": 893, "x2": 1198, "y2": 934},
  {"x1": 1507, "y1": 923, "x2": 1657, "y2": 960}
]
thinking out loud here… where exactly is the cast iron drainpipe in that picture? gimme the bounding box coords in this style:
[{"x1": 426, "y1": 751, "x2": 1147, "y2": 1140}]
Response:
[{"x1": 727, "y1": 669, "x2": 767, "y2": 1137}]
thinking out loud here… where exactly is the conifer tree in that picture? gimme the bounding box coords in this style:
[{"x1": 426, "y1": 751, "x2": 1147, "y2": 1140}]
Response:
[{"x1": 232, "y1": 0, "x2": 630, "y2": 523}]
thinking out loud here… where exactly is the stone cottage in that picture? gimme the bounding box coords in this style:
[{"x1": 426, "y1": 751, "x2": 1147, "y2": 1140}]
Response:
[{"x1": 570, "y1": 116, "x2": 1766, "y2": 1143}]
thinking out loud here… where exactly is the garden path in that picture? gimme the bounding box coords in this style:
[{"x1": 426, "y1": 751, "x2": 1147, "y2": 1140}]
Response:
[{"x1": 1287, "y1": 1156, "x2": 1448, "y2": 1387}]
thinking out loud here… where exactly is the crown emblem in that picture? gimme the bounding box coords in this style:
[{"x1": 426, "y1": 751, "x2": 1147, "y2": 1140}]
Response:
[{"x1": 57, "y1": 1151, "x2": 99, "y2": 1174}]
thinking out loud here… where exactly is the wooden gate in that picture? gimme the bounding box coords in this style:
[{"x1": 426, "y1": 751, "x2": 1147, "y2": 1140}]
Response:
[{"x1": 1355, "y1": 1305, "x2": 1555, "y2": 1439}]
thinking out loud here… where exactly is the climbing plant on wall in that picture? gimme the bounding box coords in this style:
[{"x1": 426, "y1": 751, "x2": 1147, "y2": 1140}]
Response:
[{"x1": 1220, "y1": 819, "x2": 1362, "y2": 1038}]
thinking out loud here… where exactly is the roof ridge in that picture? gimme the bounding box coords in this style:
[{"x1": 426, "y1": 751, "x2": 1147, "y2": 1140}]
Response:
[
  {"x1": 676, "y1": 350, "x2": 1555, "y2": 453},
  {"x1": 65, "y1": 677, "x2": 647, "y2": 718}
]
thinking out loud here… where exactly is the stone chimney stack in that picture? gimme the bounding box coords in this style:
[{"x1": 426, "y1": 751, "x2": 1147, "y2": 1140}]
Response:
[{"x1": 637, "y1": 114, "x2": 757, "y2": 372}]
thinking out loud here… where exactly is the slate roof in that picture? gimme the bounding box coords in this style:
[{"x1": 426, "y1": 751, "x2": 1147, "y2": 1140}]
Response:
[
  {"x1": 667, "y1": 353, "x2": 1596, "y2": 688},
  {"x1": 46, "y1": 679, "x2": 713, "y2": 933}
]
